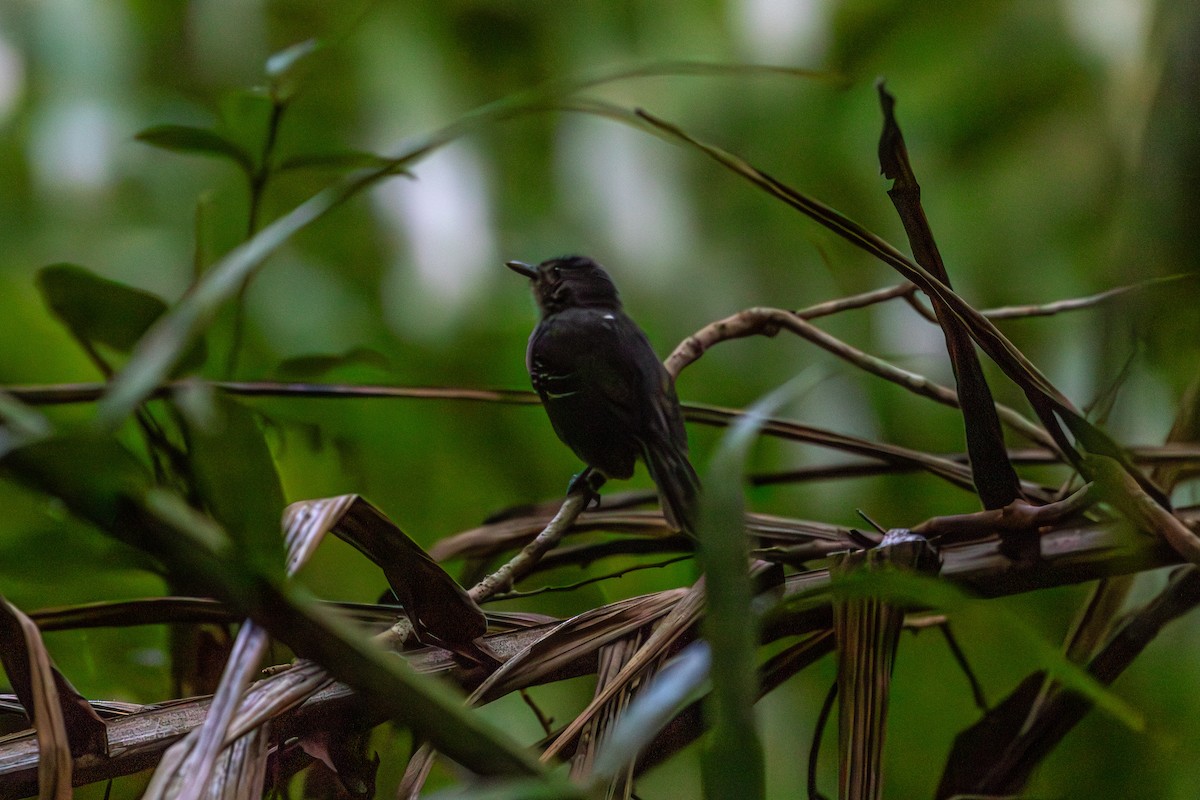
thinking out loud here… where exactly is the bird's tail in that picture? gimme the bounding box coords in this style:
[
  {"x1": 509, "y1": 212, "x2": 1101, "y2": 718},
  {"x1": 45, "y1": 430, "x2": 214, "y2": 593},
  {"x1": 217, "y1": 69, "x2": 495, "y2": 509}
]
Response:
[{"x1": 642, "y1": 438, "x2": 702, "y2": 537}]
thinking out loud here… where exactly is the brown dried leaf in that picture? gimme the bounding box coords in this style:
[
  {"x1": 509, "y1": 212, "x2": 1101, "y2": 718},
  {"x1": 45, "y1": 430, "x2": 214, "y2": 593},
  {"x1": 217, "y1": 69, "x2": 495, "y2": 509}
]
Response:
[
  {"x1": 147, "y1": 491, "x2": 334, "y2": 800},
  {"x1": 0, "y1": 597, "x2": 102, "y2": 800},
  {"x1": 206, "y1": 729, "x2": 270, "y2": 800},
  {"x1": 289, "y1": 496, "x2": 487, "y2": 654},
  {"x1": 570, "y1": 632, "x2": 649, "y2": 799},
  {"x1": 832, "y1": 531, "x2": 940, "y2": 800},
  {"x1": 475, "y1": 589, "x2": 687, "y2": 705},
  {"x1": 877, "y1": 83, "x2": 1021, "y2": 511},
  {"x1": 541, "y1": 581, "x2": 706, "y2": 763},
  {"x1": 397, "y1": 590, "x2": 685, "y2": 798}
]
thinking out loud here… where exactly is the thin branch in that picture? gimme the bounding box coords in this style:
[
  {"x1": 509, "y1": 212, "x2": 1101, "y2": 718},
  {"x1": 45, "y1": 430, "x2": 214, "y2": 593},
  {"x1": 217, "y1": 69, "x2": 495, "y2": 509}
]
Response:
[
  {"x1": 663, "y1": 306, "x2": 1056, "y2": 450},
  {"x1": 794, "y1": 283, "x2": 917, "y2": 320},
  {"x1": 489, "y1": 556, "x2": 694, "y2": 601},
  {"x1": 980, "y1": 274, "x2": 1193, "y2": 320},
  {"x1": 2, "y1": 379, "x2": 1047, "y2": 497},
  {"x1": 902, "y1": 291, "x2": 940, "y2": 323},
  {"x1": 469, "y1": 492, "x2": 591, "y2": 603},
  {"x1": 750, "y1": 444, "x2": 1200, "y2": 486},
  {"x1": 807, "y1": 681, "x2": 837, "y2": 800},
  {"x1": 683, "y1": 405, "x2": 1055, "y2": 502},
  {"x1": 1, "y1": 381, "x2": 540, "y2": 407},
  {"x1": 934, "y1": 622, "x2": 988, "y2": 712},
  {"x1": 14, "y1": 381, "x2": 1195, "y2": 483}
]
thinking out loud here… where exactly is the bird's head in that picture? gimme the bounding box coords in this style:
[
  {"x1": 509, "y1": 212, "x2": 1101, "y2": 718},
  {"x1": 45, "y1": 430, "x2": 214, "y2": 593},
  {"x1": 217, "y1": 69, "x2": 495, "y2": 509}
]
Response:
[{"x1": 506, "y1": 255, "x2": 622, "y2": 315}]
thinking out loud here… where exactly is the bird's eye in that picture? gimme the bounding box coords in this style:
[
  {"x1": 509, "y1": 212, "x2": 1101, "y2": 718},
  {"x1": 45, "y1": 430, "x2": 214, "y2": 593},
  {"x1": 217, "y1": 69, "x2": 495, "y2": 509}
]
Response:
[{"x1": 549, "y1": 266, "x2": 562, "y2": 279}]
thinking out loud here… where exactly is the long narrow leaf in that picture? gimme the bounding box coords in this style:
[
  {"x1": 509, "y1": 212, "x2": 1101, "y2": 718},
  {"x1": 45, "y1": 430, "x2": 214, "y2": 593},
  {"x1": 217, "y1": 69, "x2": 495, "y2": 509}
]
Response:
[
  {"x1": 877, "y1": 83, "x2": 1020, "y2": 510},
  {"x1": 291, "y1": 496, "x2": 488, "y2": 657},
  {"x1": 135, "y1": 125, "x2": 255, "y2": 175},
  {"x1": 95, "y1": 167, "x2": 401, "y2": 428},
  {"x1": 697, "y1": 371, "x2": 825, "y2": 800},
  {"x1": 832, "y1": 531, "x2": 939, "y2": 799}
]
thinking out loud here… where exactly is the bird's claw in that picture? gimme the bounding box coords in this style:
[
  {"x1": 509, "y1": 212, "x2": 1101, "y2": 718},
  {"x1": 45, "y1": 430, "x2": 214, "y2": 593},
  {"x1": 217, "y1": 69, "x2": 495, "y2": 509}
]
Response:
[{"x1": 567, "y1": 468, "x2": 606, "y2": 510}]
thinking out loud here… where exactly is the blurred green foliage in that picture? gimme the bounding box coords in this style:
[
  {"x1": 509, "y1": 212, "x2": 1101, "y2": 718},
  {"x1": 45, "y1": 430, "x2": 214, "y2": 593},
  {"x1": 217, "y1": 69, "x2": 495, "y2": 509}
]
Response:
[{"x1": 0, "y1": 1, "x2": 1197, "y2": 797}]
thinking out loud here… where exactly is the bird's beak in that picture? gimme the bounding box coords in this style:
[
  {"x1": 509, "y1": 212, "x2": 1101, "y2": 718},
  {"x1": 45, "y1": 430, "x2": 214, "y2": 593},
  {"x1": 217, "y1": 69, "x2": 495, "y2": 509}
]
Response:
[{"x1": 505, "y1": 260, "x2": 538, "y2": 279}]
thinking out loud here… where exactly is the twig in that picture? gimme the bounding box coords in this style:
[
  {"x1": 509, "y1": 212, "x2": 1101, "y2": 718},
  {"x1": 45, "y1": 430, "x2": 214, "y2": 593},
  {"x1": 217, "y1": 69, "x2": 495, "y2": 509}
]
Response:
[
  {"x1": 892, "y1": 276, "x2": 1195, "y2": 327},
  {"x1": 794, "y1": 283, "x2": 917, "y2": 320},
  {"x1": 686, "y1": 403, "x2": 1060, "y2": 500},
  {"x1": 807, "y1": 681, "x2": 837, "y2": 800},
  {"x1": 4, "y1": 379, "x2": 1036, "y2": 497},
  {"x1": 663, "y1": 306, "x2": 1056, "y2": 450},
  {"x1": 935, "y1": 622, "x2": 988, "y2": 711},
  {"x1": 519, "y1": 689, "x2": 555, "y2": 737},
  {"x1": 469, "y1": 493, "x2": 590, "y2": 602},
  {"x1": 489, "y1": 556, "x2": 694, "y2": 601},
  {"x1": 18, "y1": 381, "x2": 1196, "y2": 480},
  {"x1": 902, "y1": 291, "x2": 940, "y2": 323},
  {"x1": 980, "y1": 275, "x2": 1193, "y2": 320}
]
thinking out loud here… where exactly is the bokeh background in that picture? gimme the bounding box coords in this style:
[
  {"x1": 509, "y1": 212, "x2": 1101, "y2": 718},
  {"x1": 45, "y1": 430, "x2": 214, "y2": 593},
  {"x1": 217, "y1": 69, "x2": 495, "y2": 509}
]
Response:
[{"x1": 0, "y1": 1, "x2": 1197, "y2": 797}]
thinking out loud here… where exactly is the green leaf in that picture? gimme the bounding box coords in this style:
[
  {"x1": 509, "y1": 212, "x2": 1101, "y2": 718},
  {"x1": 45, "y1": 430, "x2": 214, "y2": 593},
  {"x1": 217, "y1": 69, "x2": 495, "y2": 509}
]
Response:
[
  {"x1": 36, "y1": 263, "x2": 207, "y2": 374},
  {"x1": 1, "y1": 433, "x2": 153, "y2": 538},
  {"x1": 135, "y1": 125, "x2": 254, "y2": 175},
  {"x1": 217, "y1": 89, "x2": 275, "y2": 145},
  {"x1": 179, "y1": 394, "x2": 286, "y2": 577},
  {"x1": 38, "y1": 264, "x2": 168, "y2": 353},
  {"x1": 697, "y1": 370, "x2": 826, "y2": 800},
  {"x1": 1, "y1": 523, "x2": 159, "y2": 582},
  {"x1": 95, "y1": 165, "x2": 403, "y2": 429}
]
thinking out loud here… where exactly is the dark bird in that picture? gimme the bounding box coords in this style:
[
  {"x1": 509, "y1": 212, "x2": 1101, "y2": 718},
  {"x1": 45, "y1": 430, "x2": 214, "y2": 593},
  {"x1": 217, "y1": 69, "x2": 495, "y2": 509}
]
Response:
[{"x1": 507, "y1": 255, "x2": 700, "y2": 535}]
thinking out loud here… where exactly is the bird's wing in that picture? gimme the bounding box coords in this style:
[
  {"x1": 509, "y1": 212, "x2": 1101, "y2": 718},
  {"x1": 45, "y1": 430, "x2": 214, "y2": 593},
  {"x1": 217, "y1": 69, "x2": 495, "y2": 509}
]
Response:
[{"x1": 528, "y1": 309, "x2": 645, "y2": 421}]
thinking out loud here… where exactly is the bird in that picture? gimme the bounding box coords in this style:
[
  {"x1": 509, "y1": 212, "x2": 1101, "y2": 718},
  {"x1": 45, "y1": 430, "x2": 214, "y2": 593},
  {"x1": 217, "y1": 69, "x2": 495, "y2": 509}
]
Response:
[{"x1": 507, "y1": 255, "x2": 700, "y2": 535}]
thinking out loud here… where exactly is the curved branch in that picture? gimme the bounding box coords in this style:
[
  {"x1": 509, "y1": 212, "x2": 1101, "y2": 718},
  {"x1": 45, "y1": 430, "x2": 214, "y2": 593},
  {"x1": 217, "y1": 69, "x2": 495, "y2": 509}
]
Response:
[{"x1": 665, "y1": 306, "x2": 1056, "y2": 451}]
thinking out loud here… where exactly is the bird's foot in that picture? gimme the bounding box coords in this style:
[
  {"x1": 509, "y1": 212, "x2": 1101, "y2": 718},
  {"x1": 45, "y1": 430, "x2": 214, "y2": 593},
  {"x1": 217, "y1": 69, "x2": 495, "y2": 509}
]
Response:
[{"x1": 567, "y1": 468, "x2": 606, "y2": 510}]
